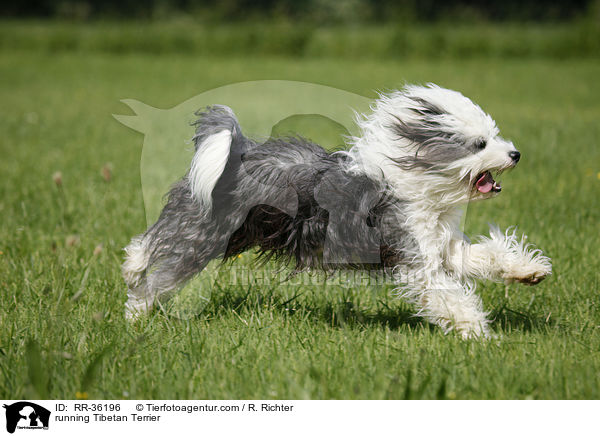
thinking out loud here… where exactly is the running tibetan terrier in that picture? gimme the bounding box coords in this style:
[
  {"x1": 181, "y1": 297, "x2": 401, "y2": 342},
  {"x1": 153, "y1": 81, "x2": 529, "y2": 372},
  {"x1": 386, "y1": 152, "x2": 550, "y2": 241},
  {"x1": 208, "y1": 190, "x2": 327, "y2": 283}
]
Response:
[{"x1": 123, "y1": 84, "x2": 552, "y2": 338}]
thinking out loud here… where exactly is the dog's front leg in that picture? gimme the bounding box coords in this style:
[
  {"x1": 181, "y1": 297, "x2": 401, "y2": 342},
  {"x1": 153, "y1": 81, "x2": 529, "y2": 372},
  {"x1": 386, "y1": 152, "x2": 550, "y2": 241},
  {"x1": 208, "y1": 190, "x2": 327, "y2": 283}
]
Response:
[
  {"x1": 403, "y1": 271, "x2": 491, "y2": 339},
  {"x1": 447, "y1": 225, "x2": 552, "y2": 285}
]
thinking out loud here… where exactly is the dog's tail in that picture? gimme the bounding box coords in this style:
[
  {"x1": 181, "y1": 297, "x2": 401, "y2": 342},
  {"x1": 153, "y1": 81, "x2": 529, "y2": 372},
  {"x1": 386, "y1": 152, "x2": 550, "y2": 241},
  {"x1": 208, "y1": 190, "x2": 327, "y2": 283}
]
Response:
[{"x1": 189, "y1": 105, "x2": 244, "y2": 210}]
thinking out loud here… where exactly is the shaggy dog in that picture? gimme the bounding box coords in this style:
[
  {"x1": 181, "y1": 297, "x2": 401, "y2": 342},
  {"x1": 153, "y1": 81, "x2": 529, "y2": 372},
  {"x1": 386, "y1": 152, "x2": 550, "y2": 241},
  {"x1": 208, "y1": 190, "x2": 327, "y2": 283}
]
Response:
[{"x1": 122, "y1": 84, "x2": 552, "y2": 338}]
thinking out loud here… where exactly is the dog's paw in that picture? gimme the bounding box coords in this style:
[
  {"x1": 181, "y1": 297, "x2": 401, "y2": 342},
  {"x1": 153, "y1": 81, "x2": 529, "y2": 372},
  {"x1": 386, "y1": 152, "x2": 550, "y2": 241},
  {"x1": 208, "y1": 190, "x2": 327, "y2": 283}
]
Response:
[
  {"x1": 514, "y1": 273, "x2": 546, "y2": 286},
  {"x1": 502, "y1": 257, "x2": 552, "y2": 286},
  {"x1": 459, "y1": 329, "x2": 491, "y2": 341},
  {"x1": 485, "y1": 226, "x2": 552, "y2": 286},
  {"x1": 455, "y1": 320, "x2": 491, "y2": 340},
  {"x1": 125, "y1": 295, "x2": 153, "y2": 320}
]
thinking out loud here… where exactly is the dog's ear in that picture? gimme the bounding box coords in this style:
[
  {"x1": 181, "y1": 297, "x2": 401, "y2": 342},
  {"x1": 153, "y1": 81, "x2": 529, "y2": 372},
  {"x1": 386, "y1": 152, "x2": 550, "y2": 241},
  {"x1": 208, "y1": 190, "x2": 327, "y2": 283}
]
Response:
[
  {"x1": 391, "y1": 92, "x2": 450, "y2": 148},
  {"x1": 389, "y1": 110, "x2": 472, "y2": 170},
  {"x1": 408, "y1": 96, "x2": 445, "y2": 118}
]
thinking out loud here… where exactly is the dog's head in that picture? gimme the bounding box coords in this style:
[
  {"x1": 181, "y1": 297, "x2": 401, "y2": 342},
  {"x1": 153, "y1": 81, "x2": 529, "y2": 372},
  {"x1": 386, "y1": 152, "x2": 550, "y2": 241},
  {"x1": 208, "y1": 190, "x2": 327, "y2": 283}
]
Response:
[{"x1": 353, "y1": 84, "x2": 520, "y2": 204}]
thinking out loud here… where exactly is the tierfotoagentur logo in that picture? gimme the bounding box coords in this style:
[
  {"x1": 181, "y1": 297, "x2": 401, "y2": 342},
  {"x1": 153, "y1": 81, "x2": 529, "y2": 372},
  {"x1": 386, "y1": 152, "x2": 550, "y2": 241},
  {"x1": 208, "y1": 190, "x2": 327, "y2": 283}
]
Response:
[{"x1": 3, "y1": 402, "x2": 50, "y2": 433}]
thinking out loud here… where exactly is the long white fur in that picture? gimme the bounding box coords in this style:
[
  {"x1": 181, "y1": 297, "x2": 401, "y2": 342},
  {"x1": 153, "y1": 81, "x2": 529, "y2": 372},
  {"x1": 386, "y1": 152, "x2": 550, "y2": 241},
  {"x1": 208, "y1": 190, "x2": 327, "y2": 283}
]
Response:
[
  {"x1": 345, "y1": 84, "x2": 551, "y2": 338},
  {"x1": 189, "y1": 129, "x2": 232, "y2": 209},
  {"x1": 448, "y1": 225, "x2": 553, "y2": 283}
]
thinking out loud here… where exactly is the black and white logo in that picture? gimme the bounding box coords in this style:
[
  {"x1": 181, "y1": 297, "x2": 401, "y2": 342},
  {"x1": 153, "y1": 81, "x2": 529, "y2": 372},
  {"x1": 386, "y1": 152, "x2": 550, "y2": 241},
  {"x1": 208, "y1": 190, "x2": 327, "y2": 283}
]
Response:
[{"x1": 3, "y1": 402, "x2": 50, "y2": 433}]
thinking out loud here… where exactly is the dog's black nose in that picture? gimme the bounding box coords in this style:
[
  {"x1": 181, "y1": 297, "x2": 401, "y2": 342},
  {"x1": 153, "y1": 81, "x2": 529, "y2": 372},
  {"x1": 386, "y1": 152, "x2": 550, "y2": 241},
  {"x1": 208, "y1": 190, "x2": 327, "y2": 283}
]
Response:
[{"x1": 509, "y1": 151, "x2": 521, "y2": 162}]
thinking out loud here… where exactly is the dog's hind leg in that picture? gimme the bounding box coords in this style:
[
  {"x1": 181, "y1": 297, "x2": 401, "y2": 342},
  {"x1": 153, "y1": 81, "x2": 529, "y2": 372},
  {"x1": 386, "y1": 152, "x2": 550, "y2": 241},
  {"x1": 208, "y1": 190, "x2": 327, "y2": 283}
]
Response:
[
  {"x1": 122, "y1": 235, "x2": 150, "y2": 294},
  {"x1": 122, "y1": 235, "x2": 153, "y2": 317},
  {"x1": 123, "y1": 218, "x2": 228, "y2": 319},
  {"x1": 123, "y1": 177, "x2": 232, "y2": 319},
  {"x1": 124, "y1": 258, "x2": 216, "y2": 320},
  {"x1": 123, "y1": 106, "x2": 246, "y2": 318}
]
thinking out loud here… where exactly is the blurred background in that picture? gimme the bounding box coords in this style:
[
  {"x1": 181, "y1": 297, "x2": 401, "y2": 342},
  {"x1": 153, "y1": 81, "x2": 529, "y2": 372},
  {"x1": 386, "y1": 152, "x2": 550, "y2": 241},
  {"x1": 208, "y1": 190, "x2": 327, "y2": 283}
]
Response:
[{"x1": 1, "y1": 0, "x2": 599, "y2": 58}]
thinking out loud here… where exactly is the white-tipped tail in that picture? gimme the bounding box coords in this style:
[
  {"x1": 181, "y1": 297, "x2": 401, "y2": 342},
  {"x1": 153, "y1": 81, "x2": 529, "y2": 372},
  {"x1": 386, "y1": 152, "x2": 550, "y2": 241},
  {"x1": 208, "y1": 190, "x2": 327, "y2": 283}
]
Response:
[{"x1": 189, "y1": 129, "x2": 232, "y2": 209}]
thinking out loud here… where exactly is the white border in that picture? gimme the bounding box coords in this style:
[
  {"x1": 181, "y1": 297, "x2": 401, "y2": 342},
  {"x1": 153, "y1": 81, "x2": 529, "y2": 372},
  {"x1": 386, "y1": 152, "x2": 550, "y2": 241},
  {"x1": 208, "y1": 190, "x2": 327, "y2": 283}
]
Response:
[{"x1": 0, "y1": 400, "x2": 596, "y2": 436}]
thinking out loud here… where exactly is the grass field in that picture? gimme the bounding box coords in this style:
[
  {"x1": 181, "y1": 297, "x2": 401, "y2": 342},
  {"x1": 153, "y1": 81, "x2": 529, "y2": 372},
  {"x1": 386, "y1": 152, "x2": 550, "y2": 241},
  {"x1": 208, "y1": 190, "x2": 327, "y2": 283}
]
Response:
[{"x1": 1, "y1": 24, "x2": 599, "y2": 399}]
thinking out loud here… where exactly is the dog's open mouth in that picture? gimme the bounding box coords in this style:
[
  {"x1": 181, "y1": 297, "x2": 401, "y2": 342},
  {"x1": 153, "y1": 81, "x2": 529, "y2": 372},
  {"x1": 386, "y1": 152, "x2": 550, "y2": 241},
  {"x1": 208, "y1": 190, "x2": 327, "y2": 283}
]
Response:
[{"x1": 475, "y1": 171, "x2": 501, "y2": 194}]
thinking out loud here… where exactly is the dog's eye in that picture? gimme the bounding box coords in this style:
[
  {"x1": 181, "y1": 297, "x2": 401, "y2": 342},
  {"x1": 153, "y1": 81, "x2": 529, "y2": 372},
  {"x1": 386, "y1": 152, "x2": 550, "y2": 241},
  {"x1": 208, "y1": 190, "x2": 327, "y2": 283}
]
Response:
[{"x1": 474, "y1": 139, "x2": 487, "y2": 150}]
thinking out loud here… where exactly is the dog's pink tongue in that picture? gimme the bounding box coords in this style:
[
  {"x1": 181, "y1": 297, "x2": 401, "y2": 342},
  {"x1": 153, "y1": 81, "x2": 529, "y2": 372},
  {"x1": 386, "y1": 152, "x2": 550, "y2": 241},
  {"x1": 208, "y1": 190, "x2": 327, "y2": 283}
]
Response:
[{"x1": 476, "y1": 172, "x2": 493, "y2": 193}]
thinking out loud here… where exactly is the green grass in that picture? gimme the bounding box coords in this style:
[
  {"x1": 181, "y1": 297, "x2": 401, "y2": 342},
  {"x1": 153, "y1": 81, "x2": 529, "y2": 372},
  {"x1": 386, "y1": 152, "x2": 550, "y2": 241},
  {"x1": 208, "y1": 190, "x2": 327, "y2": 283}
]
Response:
[{"x1": 1, "y1": 32, "x2": 599, "y2": 399}]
